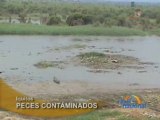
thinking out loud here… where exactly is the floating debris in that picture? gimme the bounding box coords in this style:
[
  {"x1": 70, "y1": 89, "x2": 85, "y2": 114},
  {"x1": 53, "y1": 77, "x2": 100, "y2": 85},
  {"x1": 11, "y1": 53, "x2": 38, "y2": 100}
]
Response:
[
  {"x1": 10, "y1": 68, "x2": 18, "y2": 70},
  {"x1": 129, "y1": 83, "x2": 140, "y2": 86},
  {"x1": 54, "y1": 44, "x2": 86, "y2": 51},
  {"x1": 28, "y1": 52, "x2": 32, "y2": 56},
  {"x1": 87, "y1": 69, "x2": 110, "y2": 73},
  {"x1": 154, "y1": 66, "x2": 159, "y2": 68},
  {"x1": 128, "y1": 49, "x2": 135, "y2": 51},
  {"x1": 34, "y1": 61, "x2": 65, "y2": 69},
  {"x1": 138, "y1": 70, "x2": 147, "y2": 73},
  {"x1": 117, "y1": 72, "x2": 122, "y2": 75},
  {"x1": 88, "y1": 46, "x2": 96, "y2": 48},
  {"x1": 105, "y1": 50, "x2": 110, "y2": 52},
  {"x1": 111, "y1": 59, "x2": 118, "y2": 63},
  {"x1": 53, "y1": 77, "x2": 60, "y2": 84},
  {"x1": 72, "y1": 38, "x2": 82, "y2": 41},
  {"x1": 37, "y1": 52, "x2": 41, "y2": 55},
  {"x1": 140, "y1": 62, "x2": 155, "y2": 65}
]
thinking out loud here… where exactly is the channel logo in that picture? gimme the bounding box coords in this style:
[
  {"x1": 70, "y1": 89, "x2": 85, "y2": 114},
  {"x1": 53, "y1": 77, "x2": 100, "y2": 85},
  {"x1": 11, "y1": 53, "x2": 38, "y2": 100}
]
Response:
[{"x1": 119, "y1": 95, "x2": 147, "y2": 108}]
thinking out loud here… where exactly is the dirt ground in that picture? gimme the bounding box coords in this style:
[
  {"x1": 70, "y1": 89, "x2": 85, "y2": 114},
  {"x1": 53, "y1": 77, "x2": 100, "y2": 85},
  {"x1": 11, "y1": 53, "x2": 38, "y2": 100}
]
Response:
[{"x1": 0, "y1": 88, "x2": 160, "y2": 120}]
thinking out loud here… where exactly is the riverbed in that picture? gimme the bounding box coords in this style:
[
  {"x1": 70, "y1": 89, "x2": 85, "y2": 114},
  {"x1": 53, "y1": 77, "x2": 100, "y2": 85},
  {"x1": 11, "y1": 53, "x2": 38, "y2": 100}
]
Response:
[{"x1": 0, "y1": 36, "x2": 160, "y2": 97}]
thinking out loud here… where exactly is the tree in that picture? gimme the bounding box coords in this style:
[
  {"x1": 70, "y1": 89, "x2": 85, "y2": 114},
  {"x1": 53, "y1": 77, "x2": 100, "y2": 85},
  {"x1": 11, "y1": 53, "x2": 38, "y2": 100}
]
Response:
[
  {"x1": 18, "y1": 13, "x2": 27, "y2": 23},
  {"x1": 0, "y1": 0, "x2": 6, "y2": 3},
  {"x1": 66, "y1": 14, "x2": 92, "y2": 26},
  {"x1": 47, "y1": 16, "x2": 61, "y2": 25},
  {"x1": 83, "y1": 15, "x2": 93, "y2": 25},
  {"x1": 140, "y1": 18, "x2": 151, "y2": 30},
  {"x1": 0, "y1": 0, "x2": 6, "y2": 8},
  {"x1": 66, "y1": 14, "x2": 84, "y2": 26},
  {"x1": 156, "y1": 15, "x2": 160, "y2": 24},
  {"x1": 117, "y1": 16, "x2": 126, "y2": 26}
]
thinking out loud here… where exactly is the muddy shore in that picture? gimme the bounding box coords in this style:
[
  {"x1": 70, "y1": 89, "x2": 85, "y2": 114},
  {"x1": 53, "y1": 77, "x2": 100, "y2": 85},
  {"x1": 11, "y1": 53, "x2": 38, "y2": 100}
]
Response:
[
  {"x1": 0, "y1": 88, "x2": 160, "y2": 120},
  {"x1": 0, "y1": 36, "x2": 160, "y2": 120}
]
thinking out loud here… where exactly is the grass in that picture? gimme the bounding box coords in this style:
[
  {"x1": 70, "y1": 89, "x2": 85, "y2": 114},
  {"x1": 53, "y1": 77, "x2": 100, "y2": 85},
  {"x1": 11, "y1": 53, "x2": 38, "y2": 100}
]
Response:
[
  {"x1": 78, "y1": 52, "x2": 106, "y2": 58},
  {"x1": 65, "y1": 109, "x2": 159, "y2": 120},
  {"x1": 76, "y1": 52, "x2": 140, "y2": 69},
  {"x1": 54, "y1": 44, "x2": 87, "y2": 51},
  {"x1": 66, "y1": 110, "x2": 121, "y2": 120},
  {"x1": 77, "y1": 52, "x2": 107, "y2": 68},
  {"x1": 150, "y1": 28, "x2": 160, "y2": 36},
  {"x1": 0, "y1": 23, "x2": 148, "y2": 36},
  {"x1": 34, "y1": 61, "x2": 61, "y2": 69}
]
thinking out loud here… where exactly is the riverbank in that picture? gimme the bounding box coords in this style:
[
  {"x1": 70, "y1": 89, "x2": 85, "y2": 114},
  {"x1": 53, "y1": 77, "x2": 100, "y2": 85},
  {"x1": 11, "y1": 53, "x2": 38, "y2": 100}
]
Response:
[
  {"x1": 0, "y1": 36, "x2": 160, "y2": 120},
  {"x1": 0, "y1": 24, "x2": 149, "y2": 36},
  {"x1": 0, "y1": 88, "x2": 160, "y2": 120}
]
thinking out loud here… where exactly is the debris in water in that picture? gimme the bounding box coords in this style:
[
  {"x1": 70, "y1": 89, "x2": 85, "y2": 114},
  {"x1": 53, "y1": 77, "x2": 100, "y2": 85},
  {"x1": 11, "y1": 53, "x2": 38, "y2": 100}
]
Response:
[
  {"x1": 28, "y1": 52, "x2": 32, "y2": 56},
  {"x1": 105, "y1": 50, "x2": 110, "y2": 52},
  {"x1": 129, "y1": 83, "x2": 140, "y2": 86},
  {"x1": 53, "y1": 77, "x2": 60, "y2": 84},
  {"x1": 138, "y1": 70, "x2": 147, "y2": 73},
  {"x1": 154, "y1": 66, "x2": 159, "y2": 68},
  {"x1": 10, "y1": 68, "x2": 18, "y2": 70},
  {"x1": 117, "y1": 72, "x2": 122, "y2": 75},
  {"x1": 111, "y1": 59, "x2": 118, "y2": 63}
]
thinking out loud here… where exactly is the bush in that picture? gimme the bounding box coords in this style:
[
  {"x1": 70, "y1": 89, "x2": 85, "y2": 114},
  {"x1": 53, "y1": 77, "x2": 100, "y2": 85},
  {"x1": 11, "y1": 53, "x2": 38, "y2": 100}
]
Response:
[
  {"x1": 66, "y1": 14, "x2": 92, "y2": 26},
  {"x1": 124, "y1": 19, "x2": 133, "y2": 28},
  {"x1": 83, "y1": 15, "x2": 93, "y2": 25},
  {"x1": 95, "y1": 15, "x2": 105, "y2": 24},
  {"x1": 156, "y1": 15, "x2": 160, "y2": 24},
  {"x1": 93, "y1": 21, "x2": 101, "y2": 27},
  {"x1": 104, "y1": 18, "x2": 117, "y2": 27},
  {"x1": 47, "y1": 16, "x2": 61, "y2": 25},
  {"x1": 140, "y1": 18, "x2": 151, "y2": 30},
  {"x1": 18, "y1": 13, "x2": 27, "y2": 23},
  {"x1": 117, "y1": 16, "x2": 126, "y2": 26}
]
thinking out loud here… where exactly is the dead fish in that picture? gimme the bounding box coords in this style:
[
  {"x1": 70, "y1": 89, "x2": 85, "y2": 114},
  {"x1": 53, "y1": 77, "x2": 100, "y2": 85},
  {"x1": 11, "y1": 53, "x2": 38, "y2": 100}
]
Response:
[
  {"x1": 117, "y1": 72, "x2": 122, "y2": 75},
  {"x1": 111, "y1": 59, "x2": 118, "y2": 63},
  {"x1": 53, "y1": 77, "x2": 60, "y2": 84}
]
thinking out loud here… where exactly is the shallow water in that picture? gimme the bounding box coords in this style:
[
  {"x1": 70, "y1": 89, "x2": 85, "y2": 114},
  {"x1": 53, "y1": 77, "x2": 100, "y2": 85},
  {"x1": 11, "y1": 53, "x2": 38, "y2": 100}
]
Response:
[{"x1": 0, "y1": 36, "x2": 160, "y2": 90}]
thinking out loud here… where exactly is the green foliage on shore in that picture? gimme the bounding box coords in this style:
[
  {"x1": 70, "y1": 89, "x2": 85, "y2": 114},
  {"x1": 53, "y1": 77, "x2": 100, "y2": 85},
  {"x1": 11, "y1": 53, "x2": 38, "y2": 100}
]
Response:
[
  {"x1": 66, "y1": 110, "x2": 122, "y2": 120},
  {"x1": 0, "y1": 0, "x2": 160, "y2": 30},
  {"x1": 66, "y1": 109, "x2": 159, "y2": 120},
  {"x1": 0, "y1": 24, "x2": 147, "y2": 36},
  {"x1": 0, "y1": 0, "x2": 160, "y2": 36}
]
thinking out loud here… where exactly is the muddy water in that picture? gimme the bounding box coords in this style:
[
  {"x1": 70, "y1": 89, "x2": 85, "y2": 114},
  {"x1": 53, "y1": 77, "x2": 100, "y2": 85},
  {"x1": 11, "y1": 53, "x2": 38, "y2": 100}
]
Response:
[{"x1": 0, "y1": 36, "x2": 160, "y2": 96}]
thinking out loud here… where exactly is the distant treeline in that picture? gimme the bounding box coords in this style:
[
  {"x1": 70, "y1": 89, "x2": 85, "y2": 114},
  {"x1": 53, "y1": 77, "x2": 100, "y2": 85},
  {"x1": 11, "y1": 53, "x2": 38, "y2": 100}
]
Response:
[{"x1": 0, "y1": 0, "x2": 160, "y2": 30}]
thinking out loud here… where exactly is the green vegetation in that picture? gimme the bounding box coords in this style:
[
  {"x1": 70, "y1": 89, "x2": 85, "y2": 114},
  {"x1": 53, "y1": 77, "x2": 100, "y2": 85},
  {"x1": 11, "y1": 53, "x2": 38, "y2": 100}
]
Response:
[
  {"x1": 150, "y1": 28, "x2": 160, "y2": 36},
  {"x1": 66, "y1": 109, "x2": 159, "y2": 120},
  {"x1": 34, "y1": 61, "x2": 61, "y2": 69},
  {"x1": 66, "y1": 14, "x2": 92, "y2": 26},
  {"x1": 47, "y1": 16, "x2": 62, "y2": 25},
  {"x1": 54, "y1": 44, "x2": 87, "y2": 51},
  {"x1": 66, "y1": 110, "x2": 121, "y2": 120},
  {"x1": 0, "y1": 0, "x2": 160, "y2": 36},
  {"x1": 79, "y1": 52, "x2": 106, "y2": 58},
  {"x1": 76, "y1": 52, "x2": 141, "y2": 69},
  {"x1": 0, "y1": 24, "x2": 147, "y2": 36}
]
